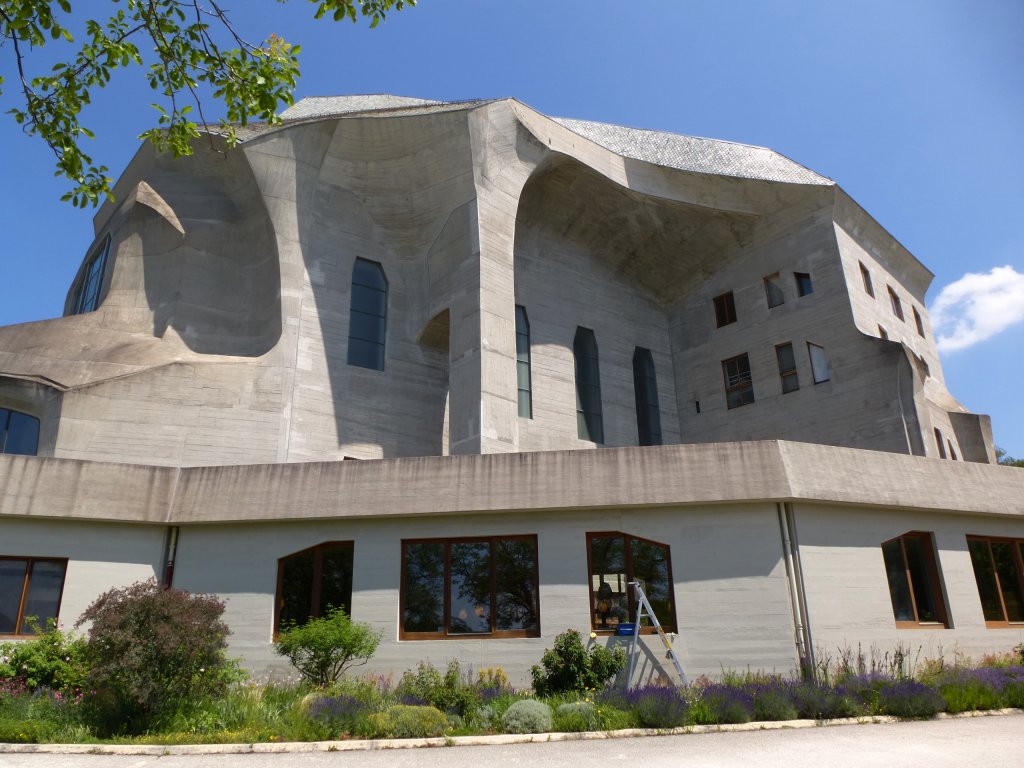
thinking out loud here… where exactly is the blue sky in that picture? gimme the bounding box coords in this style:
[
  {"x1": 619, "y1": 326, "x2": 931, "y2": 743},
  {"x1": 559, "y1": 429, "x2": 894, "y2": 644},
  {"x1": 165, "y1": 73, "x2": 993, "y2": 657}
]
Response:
[{"x1": 1, "y1": 0, "x2": 1022, "y2": 455}]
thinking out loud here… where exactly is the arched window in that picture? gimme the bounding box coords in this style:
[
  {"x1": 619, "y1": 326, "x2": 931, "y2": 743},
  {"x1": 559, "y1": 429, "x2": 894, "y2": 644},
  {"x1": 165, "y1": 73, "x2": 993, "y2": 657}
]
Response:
[
  {"x1": 0, "y1": 409, "x2": 39, "y2": 456},
  {"x1": 632, "y1": 347, "x2": 662, "y2": 446},
  {"x1": 275, "y1": 542, "x2": 354, "y2": 632},
  {"x1": 574, "y1": 327, "x2": 603, "y2": 443},
  {"x1": 347, "y1": 258, "x2": 388, "y2": 371},
  {"x1": 515, "y1": 305, "x2": 532, "y2": 418}
]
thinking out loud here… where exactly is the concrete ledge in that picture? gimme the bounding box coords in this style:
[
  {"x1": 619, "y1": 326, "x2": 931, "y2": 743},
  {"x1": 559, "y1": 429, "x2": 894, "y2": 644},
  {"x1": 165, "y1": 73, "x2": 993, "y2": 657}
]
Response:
[{"x1": 2, "y1": 709, "x2": 1020, "y2": 755}]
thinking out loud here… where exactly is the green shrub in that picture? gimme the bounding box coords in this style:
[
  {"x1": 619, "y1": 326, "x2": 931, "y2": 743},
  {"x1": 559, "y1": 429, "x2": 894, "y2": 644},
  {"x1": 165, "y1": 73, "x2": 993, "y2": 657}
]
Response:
[
  {"x1": 275, "y1": 608, "x2": 381, "y2": 688},
  {"x1": 0, "y1": 620, "x2": 88, "y2": 693},
  {"x1": 530, "y1": 630, "x2": 626, "y2": 696},
  {"x1": 75, "y1": 579, "x2": 240, "y2": 735},
  {"x1": 940, "y1": 679, "x2": 1001, "y2": 714},
  {"x1": 501, "y1": 699, "x2": 553, "y2": 733},
  {"x1": 553, "y1": 701, "x2": 599, "y2": 731},
  {"x1": 362, "y1": 704, "x2": 448, "y2": 738},
  {"x1": 275, "y1": 607, "x2": 381, "y2": 688},
  {"x1": 396, "y1": 660, "x2": 480, "y2": 716}
]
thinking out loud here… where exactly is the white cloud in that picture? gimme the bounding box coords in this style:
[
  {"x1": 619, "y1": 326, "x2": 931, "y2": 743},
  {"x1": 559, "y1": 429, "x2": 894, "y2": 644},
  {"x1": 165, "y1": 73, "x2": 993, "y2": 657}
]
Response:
[{"x1": 929, "y1": 266, "x2": 1024, "y2": 352}]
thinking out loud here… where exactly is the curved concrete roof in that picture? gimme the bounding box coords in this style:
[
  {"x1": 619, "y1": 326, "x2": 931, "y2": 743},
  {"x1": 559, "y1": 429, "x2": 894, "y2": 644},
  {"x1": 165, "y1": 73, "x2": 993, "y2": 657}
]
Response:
[{"x1": 264, "y1": 95, "x2": 832, "y2": 186}]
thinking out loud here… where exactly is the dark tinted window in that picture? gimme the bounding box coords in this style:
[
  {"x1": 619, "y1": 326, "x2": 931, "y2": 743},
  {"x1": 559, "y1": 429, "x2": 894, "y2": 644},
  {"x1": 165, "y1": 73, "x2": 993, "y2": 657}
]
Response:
[
  {"x1": 0, "y1": 409, "x2": 40, "y2": 456},
  {"x1": 0, "y1": 557, "x2": 67, "y2": 636},
  {"x1": 632, "y1": 347, "x2": 662, "y2": 446},
  {"x1": 71, "y1": 237, "x2": 111, "y2": 314},
  {"x1": 347, "y1": 258, "x2": 387, "y2": 370},
  {"x1": 722, "y1": 354, "x2": 754, "y2": 409},
  {"x1": 515, "y1": 305, "x2": 532, "y2": 418},
  {"x1": 574, "y1": 327, "x2": 604, "y2": 443},
  {"x1": 275, "y1": 542, "x2": 353, "y2": 631}
]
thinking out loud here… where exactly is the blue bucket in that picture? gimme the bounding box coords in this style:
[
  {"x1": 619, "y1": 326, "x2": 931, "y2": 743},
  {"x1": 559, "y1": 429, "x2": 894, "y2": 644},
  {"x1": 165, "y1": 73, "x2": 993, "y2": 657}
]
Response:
[{"x1": 615, "y1": 623, "x2": 637, "y2": 636}]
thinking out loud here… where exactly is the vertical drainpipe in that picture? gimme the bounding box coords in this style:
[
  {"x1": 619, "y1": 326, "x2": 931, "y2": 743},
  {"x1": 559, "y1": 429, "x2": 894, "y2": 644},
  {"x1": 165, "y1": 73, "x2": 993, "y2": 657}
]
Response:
[
  {"x1": 161, "y1": 526, "x2": 179, "y2": 589},
  {"x1": 777, "y1": 502, "x2": 814, "y2": 676}
]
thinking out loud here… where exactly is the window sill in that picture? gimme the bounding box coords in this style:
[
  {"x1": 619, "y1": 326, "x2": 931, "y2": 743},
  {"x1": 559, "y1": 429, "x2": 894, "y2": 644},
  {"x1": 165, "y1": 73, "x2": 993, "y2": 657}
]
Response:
[
  {"x1": 399, "y1": 631, "x2": 540, "y2": 641},
  {"x1": 893, "y1": 621, "x2": 947, "y2": 630}
]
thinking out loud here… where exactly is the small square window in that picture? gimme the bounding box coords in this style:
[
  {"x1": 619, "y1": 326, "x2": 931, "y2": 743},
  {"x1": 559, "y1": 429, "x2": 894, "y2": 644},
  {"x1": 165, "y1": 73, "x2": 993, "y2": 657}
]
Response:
[
  {"x1": 913, "y1": 307, "x2": 925, "y2": 337},
  {"x1": 859, "y1": 262, "x2": 875, "y2": 297},
  {"x1": 888, "y1": 286, "x2": 905, "y2": 321},
  {"x1": 713, "y1": 292, "x2": 737, "y2": 328},
  {"x1": 807, "y1": 343, "x2": 830, "y2": 384},
  {"x1": 763, "y1": 274, "x2": 785, "y2": 308},
  {"x1": 881, "y1": 532, "x2": 948, "y2": 627},
  {"x1": 722, "y1": 353, "x2": 754, "y2": 409},
  {"x1": 794, "y1": 272, "x2": 813, "y2": 297},
  {"x1": 775, "y1": 343, "x2": 799, "y2": 393}
]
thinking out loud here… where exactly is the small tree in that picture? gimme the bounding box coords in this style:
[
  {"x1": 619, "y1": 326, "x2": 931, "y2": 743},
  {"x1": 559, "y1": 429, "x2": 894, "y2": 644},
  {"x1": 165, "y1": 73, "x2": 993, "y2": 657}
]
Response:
[
  {"x1": 275, "y1": 607, "x2": 381, "y2": 687},
  {"x1": 75, "y1": 579, "x2": 237, "y2": 734},
  {"x1": 530, "y1": 629, "x2": 627, "y2": 696}
]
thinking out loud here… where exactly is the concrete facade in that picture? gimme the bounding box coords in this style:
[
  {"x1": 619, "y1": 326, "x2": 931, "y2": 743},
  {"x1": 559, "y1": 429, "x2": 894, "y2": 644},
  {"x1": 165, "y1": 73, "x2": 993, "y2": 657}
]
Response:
[{"x1": 1, "y1": 96, "x2": 1021, "y2": 684}]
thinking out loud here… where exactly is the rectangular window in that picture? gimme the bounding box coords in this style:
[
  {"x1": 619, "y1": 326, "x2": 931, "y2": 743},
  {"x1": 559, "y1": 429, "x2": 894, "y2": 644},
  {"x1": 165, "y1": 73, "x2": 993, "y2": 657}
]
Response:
[
  {"x1": 807, "y1": 343, "x2": 830, "y2": 384},
  {"x1": 880, "y1": 532, "x2": 948, "y2": 627},
  {"x1": 588, "y1": 532, "x2": 676, "y2": 633},
  {"x1": 515, "y1": 305, "x2": 532, "y2": 418},
  {"x1": 347, "y1": 258, "x2": 388, "y2": 371},
  {"x1": 859, "y1": 262, "x2": 875, "y2": 297},
  {"x1": 934, "y1": 428, "x2": 947, "y2": 459},
  {"x1": 0, "y1": 409, "x2": 40, "y2": 456},
  {"x1": 0, "y1": 557, "x2": 67, "y2": 636},
  {"x1": 713, "y1": 291, "x2": 737, "y2": 327},
  {"x1": 794, "y1": 272, "x2": 813, "y2": 297},
  {"x1": 878, "y1": 325, "x2": 888, "y2": 340},
  {"x1": 913, "y1": 307, "x2": 925, "y2": 337},
  {"x1": 967, "y1": 537, "x2": 1024, "y2": 626},
  {"x1": 775, "y1": 343, "x2": 799, "y2": 393},
  {"x1": 763, "y1": 274, "x2": 785, "y2": 308},
  {"x1": 888, "y1": 286, "x2": 905, "y2": 321},
  {"x1": 722, "y1": 353, "x2": 754, "y2": 409},
  {"x1": 948, "y1": 440, "x2": 957, "y2": 461},
  {"x1": 400, "y1": 536, "x2": 539, "y2": 639},
  {"x1": 275, "y1": 542, "x2": 354, "y2": 632}
]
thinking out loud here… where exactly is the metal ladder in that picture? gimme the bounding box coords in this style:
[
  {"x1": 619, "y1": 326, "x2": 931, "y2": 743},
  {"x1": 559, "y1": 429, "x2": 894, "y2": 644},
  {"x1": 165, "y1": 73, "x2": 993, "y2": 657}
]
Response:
[{"x1": 626, "y1": 581, "x2": 688, "y2": 686}]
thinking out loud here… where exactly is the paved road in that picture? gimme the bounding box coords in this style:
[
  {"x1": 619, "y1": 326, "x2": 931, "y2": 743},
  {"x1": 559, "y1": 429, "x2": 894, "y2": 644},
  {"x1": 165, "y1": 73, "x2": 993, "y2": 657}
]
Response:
[{"x1": 2, "y1": 715, "x2": 1022, "y2": 768}]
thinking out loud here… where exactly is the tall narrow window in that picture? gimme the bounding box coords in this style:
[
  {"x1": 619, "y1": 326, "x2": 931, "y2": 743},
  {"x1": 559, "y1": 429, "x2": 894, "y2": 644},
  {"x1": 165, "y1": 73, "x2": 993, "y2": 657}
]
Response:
[
  {"x1": 515, "y1": 306, "x2": 532, "y2": 418},
  {"x1": 713, "y1": 292, "x2": 737, "y2": 327},
  {"x1": 775, "y1": 343, "x2": 799, "y2": 393},
  {"x1": 880, "y1": 532, "x2": 948, "y2": 627},
  {"x1": 0, "y1": 557, "x2": 67, "y2": 636},
  {"x1": 878, "y1": 325, "x2": 889, "y2": 340},
  {"x1": 722, "y1": 353, "x2": 754, "y2": 409},
  {"x1": 632, "y1": 347, "x2": 662, "y2": 446},
  {"x1": 888, "y1": 286, "x2": 904, "y2": 321},
  {"x1": 763, "y1": 274, "x2": 785, "y2": 308},
  {"x1": 574, "y1": 327, "x2": 604, "y2": 443},
  {"x1": 859, "y1": 262, "x2": 875, "y2": 297},
  {"x1": 347, "y1": 258, "x2": 388, "y2": 371},
  {"x1": 71, "y1": 236, "x2": 111, "y2": 314},
  {"x1": 913, "y1": 307, "x2": 925, "y2": 337},
  {"x1": 275, "y1": 542, "x2": 354, "y2": 632},
  {"x1": 967, "y1": 537, "x2": 1024, "y2": 625},
  {"x1": 807, "y1": 343, "x2": 830, "y2": 384},
  {"x1": 794, "y1": 272, "x2": 813, "y2": 297},
  {"x1": 934, "y1": 428, "x2": 947, "y2": 459},
  {"x1": 588, "y1": 532, "x2": 676, "y2": 633},
  {"x1": 0, "y1": 409, "x2": 39, "y2": 456},
  {"x1": 400, "y1": 536, "x2": 540, "y2": 639}
]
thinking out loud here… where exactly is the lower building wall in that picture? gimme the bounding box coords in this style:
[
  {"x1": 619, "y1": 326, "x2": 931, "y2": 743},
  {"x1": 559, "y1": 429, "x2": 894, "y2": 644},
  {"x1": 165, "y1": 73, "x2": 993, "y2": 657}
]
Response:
[
  {"x1": 1, "y1": 519, "x2": 165, "y2": 631},
  {"x1": 168, "y1": 503, "x2": 798, "y2": 686},
  {"x1": 794, "y1": 503, "x2": 1024, "y2": 665},
  {"x1": 5, "y1": 497, "x2": 1024, "y2": 686}
]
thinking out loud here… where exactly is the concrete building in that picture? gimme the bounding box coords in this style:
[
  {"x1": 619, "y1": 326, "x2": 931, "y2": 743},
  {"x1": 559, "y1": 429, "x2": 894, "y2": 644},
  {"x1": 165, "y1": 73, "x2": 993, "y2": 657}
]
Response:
[{"x1": 1, "y1": 96, "x2": 1022, "y2": 683}]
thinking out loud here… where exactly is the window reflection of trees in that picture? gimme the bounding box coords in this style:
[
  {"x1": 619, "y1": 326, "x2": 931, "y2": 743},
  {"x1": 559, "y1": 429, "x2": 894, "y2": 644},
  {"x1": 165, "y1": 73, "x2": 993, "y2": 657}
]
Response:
[
  {"x1": 401, "y1": 536, "x2": 539, "y2": 638},
  {"x1": 402, "y1": 542, "x2": 445, "y2": 633},
  {"x1": 587, "y1": 532, "x2": 675, "y2": 632}
]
